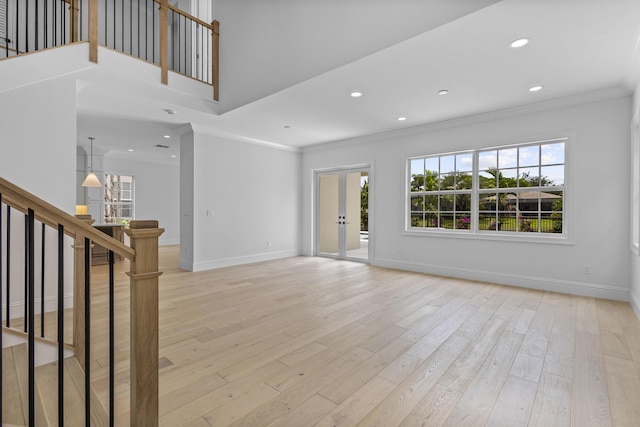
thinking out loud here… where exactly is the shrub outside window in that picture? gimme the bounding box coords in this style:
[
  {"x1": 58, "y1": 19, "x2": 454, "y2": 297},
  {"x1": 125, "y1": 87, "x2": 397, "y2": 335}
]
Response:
[{"x1": 408, "y1": 139, "x2": 565, "y2": 235}]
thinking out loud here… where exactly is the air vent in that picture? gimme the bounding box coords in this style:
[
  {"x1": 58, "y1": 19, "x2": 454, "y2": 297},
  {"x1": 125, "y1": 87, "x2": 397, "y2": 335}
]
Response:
[{"x1": 155, "y1": 144, "x2": 170, "y2": 148}]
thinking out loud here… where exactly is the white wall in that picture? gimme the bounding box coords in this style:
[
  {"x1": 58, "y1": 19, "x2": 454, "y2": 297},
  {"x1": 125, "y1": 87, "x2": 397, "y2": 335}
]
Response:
[
  {"x1": 303, "y1": 94, "x2": 632, "y2": 301},
  {"x1": 630, "y1": 82, "x2": 640, "y2": 317},
  {"x1": 0, "y1": 77, "x2": 78, "y2": 318},
  {"x1": 103, "y1": 155, "x2": 180, "y2": 246},
  {"x1": 180, "y1": 129, "x2": 301, "y2": 271}
]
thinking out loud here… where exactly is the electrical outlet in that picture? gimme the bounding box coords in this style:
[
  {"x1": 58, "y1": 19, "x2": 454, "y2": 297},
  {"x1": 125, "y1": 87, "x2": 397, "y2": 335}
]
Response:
[
  {"x1": 267, "y1": 241, "x2": 272, "y2": 248},
  {"x1": 582, "y1": 264, "x2": 591, "y2": 275}
]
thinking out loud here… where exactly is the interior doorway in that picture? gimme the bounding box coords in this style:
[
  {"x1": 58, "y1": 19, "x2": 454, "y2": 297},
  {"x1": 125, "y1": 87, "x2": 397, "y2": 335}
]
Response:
[{"x1": 316, "y1": 167, "x2": 370, "y2": 262}]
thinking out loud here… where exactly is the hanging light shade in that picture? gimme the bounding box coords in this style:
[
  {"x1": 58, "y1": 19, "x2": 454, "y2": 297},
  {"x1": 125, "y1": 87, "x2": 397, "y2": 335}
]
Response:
[{"x1": 82, "y1": 137, "x2": 102, "y2": 187}]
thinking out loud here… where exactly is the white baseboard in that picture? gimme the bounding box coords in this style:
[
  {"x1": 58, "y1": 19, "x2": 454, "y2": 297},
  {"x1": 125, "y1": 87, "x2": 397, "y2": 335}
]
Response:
[
  {"x1": 2, "y1": 293, "x2": 74, "y2": 321},
  {"x1": 631, "y1": 288, "x2": 640, "y2": 321},
  {"x1": 187, "y1": 250, "x2": 301, "y2": 272},
  {"x1": 374, "y1": 258, "x2": 630, "y2": 302},
  {"x1": 160, "y1": 238, "x2": 180, "y2": 246}
]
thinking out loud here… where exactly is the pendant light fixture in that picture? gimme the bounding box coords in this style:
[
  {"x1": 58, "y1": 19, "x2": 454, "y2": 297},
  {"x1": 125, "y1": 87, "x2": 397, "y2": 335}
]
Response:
[{"x1": 82, "y1": 137, "x2": 102, "y2": 187}]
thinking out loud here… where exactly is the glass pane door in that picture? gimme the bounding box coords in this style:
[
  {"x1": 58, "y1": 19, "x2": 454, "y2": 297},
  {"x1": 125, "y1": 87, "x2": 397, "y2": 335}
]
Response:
[
  {"x1": 318, "y1": 174, "x2": 340, "y2": 256},
  {"x1": 316, "y1": 168, "x2": 370, "y2": 262}
]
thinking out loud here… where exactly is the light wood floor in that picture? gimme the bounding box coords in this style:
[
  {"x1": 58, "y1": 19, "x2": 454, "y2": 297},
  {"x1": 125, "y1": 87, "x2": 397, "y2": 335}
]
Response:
[{"x1": 38, "y1": 246, "x2": 640, "y2": 426}]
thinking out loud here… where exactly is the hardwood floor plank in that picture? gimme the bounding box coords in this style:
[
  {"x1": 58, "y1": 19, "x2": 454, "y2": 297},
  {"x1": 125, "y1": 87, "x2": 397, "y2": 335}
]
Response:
[
  {"x1": 510, "y1": 352, "x2": 544, "y2": 383},
  {"x1": 357, "y1": 335, "x2": 469, "y2": 427},
  {"x1": 485, "y1": 375, "x2": 537, "y2": 427},
  {"x1": 529, "y1": 372, "x2": 572, "y2": 427},
  {"x1": 319, "y1": 337, "x2": 414, "y2": 404},
  {"x1": 576, "y1": 296, "x2": 600, "y2": 335},
  {"x1": 378, "y1": 352, "x2": 424, "y2": 385},
  {"x1": 603, "y1": 354, "x2": 640, "y2": 425},
  {"x1": 228, "y1": 347, "x2": 374, "y2": 427},
  {"x1": 315, "y1": 376, "x2": 397, "y2": 427},
  {"x1": 443, "y1": 330, "x2": 523, "y2": 426},
  {"x1": 520, "y1": 302, "x2": 556, "y2": 358},
  {"x1": 398, "y1": 383, "x2": 461, "y2": 427},
  {"x1": 268, "y1": 394, "x2": 336, "y2": 427},
  {"x1": 69, "y1": 249, "x2": 640, "y2": 427},
  {"x1": 572, "y1": 331, "x2": 612, "y2": 427},
  {"x1": 278, "y1": 341, "x2": 327, "y2": 367},
  {"x1": 543, "y1": 297, "x2": 577, "y2": 379},
  {"x1": 596, "y1": 299, "x2": 624, "y2": 335},
  {"x1": 599, "y1": 331, "x2": 633, "y2": 360},
  {"x1": 203, "y1": 383, "x2": 281, "y2": 426},
  {"x1": 437, "y1": 316, "x2": 508, "y2": 393}
]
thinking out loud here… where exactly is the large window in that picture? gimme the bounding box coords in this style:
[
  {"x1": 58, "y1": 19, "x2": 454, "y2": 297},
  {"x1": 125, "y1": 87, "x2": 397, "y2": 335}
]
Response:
[
  {"x1": 408, "y1": 139, "x2": 566, "y2": 236},
  {"x1": 104, "y1": 174, "x2": 134, "y2": 225}
]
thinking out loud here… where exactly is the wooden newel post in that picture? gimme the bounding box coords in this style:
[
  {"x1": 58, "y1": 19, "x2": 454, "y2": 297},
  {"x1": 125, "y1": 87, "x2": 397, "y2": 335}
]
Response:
[
  {"x1": 73, "y1": 214, "x2": 94, "y2": 370},
  {"x1": 125, "y1": 220, "x2": 164, "y2": 427},
  {"x1": 212, "y1": 20, "x2": 220, "y2": 101}
]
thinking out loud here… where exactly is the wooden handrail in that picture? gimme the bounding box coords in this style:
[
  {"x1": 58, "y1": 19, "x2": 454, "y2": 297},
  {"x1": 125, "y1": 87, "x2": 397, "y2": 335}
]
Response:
[{"x1": 0, "y1": 177, "x2": 134, "y2": 260}]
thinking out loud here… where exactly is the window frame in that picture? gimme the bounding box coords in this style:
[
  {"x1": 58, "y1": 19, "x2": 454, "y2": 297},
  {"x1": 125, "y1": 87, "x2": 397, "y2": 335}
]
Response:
[
  {"x1": 405, "y1": 137, "x2": 569, "y2": 243},
  {"x1": 104, "y1": 174, "x2": 135, "y2": 225}
]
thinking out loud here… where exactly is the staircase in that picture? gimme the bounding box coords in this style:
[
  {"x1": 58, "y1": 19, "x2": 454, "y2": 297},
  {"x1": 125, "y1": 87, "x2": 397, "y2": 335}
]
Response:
[
  {"x1": 2, "y1": 343, "x2": 108, "y2": 426},
  {"x1": 1, "y1": 177, "x2": 164, "y2": 426}
]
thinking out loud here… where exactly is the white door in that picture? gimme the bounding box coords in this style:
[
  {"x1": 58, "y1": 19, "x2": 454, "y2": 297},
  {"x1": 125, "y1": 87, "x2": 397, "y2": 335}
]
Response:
[{"x1": 316, "y1": 168, "x2": 369, "y2": 262}]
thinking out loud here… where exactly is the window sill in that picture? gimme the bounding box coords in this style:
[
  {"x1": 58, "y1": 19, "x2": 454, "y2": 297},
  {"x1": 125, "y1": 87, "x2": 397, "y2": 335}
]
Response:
[{"x1": 403, "y1": 228, "x2": 573, "y2": 245}]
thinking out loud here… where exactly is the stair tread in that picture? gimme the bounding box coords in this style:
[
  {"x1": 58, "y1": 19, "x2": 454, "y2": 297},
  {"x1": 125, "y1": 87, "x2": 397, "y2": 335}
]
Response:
[
  {"x1": 3, "y1": 345, "x2": 108, "y2": 426},
  {"x1": 2, "y1": 345, "x2": 27, "y2": 425}
]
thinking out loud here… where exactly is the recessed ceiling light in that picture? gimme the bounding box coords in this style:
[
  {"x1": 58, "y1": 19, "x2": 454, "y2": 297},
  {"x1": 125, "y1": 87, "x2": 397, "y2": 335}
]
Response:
[
  {"x1": 165, "y1": 109, "x2": 177, "y2": 115},
  {"x1": 438, "y1": 89, "x2": 449, "y2": 95},
  {"x1": 510, "y1": 38, "x2": 530, "y2": 48},
  {"x1": 128, "y1": 149, "x2": 134, "y2": 152},
  {"x1": 164, "y1": 135, "x2": 171, "y2": 139},
  {"x1": 284, "y1": 125, "x2": 291, "y2": 129},
  {"x1": 529, "y1": 85, "x2": 543, "y2": 92},
  {"x1": 397, "y1": 117, "x2": 407, "y2": 121},
  {"x1": 350, "y1": 91, "x2": 363, "y2": 98},
  {"x1": 171, "y1": 155, "x2": 177, "y2": 158}
]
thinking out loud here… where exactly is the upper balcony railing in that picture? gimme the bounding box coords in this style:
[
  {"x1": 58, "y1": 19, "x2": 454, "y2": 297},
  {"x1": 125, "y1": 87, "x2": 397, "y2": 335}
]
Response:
[{"x1": 0, "y1": 0, "x2": 219, "y2": 100}]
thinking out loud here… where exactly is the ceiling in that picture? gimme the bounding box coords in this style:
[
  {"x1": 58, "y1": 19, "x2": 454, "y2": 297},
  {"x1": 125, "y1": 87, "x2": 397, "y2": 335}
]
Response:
[{"x1": 77, "y1": 0, "x2": 640, "y2": 162}]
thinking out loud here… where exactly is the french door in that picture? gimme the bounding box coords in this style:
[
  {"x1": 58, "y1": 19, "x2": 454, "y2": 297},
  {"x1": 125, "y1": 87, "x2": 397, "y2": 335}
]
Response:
[{"x1": 316, "y1": 167, "x2": 370, "y2": 262}]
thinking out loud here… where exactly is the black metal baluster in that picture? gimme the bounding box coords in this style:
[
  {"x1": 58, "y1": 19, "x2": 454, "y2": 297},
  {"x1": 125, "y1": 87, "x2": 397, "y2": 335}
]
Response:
[
  {"x1": 84, "y1": 237, "x2": 91, "y2": 427},
  {"x1": 176, "y1": 10, "x2": 179, "y2": 72},
  {"x1": 24, "y1": 0, "x2": 28, "y2": 52},
  {"x1": 121, "y1": 0, "x2": 124, "y2": 52},
  {"x1": 53, "y1": 0, "x2": 56, "y2": 46},
  {"x1": 171, "y1": 10, "x2": 174, "y2": 70},
  {"x1": 61, "y1": 0, "x2": 65, "y2": 45},
  {"x1": 112, "y1": 0, "x2": 115, "y2": 49},
  {"x1": 145, "y1": 0, "x2": 148, "y2": 60},
  {"x1": 44, "y1": 0, "x2": 47, "y2": 48},
  {"x1": 152, "y1": 0, "x2": 155, "y2": 63},
  {"x1": 0, "y1": 194, "x2": 3, "y2": 427},
  {"x1": 183, "y1": 15, "x2": 186, "y2": 74},
  {"x1": 24, "y1": 213, "x2": 28, "y2": 332},
  {"x1": 27, "y1": 209, "x2": 35, "y2": 427},
  {"x1": 35, "y1": 0, "x2": 38, "y2": 50},
  {"x1": 109, "y1": 249, "x2": 115, "y2": 427},
  {"x1": 14, "y1": 0, "x2": 18, "y2": 53},
  {"x1": 137, "y1": 0, "x2": 140, "y2": 57},
  {"x1": 103, "y1": 0, "x2": 107, "y2": 47},
  {"x1": 4, "y1": 0, "x2": 8, "y2": 57},
  {"x1": 41, "y1": 222, "x2": 45, "y2": 337},
  {"x1": 129, "y1": 0, "x2": 132, "y2": 54},
  {"x1": 5, "y1": 206, "x2": 10, "y2": 326},
  {"x1": 57, "y1": 224, "x2": 64, "y2": 427}
]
